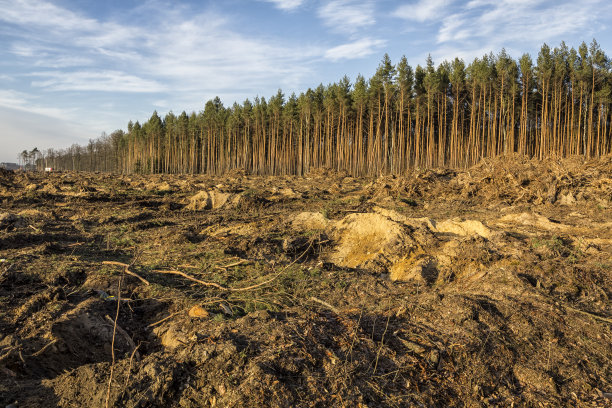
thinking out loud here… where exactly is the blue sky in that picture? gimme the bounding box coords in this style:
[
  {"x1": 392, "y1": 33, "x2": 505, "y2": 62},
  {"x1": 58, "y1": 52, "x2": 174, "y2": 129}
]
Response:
[{"x1": 1, "y1": 0, "x2": 610, "y2": 163}]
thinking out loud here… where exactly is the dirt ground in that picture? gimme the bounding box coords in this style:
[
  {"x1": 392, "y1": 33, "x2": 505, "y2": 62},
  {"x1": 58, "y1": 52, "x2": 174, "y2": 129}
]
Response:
[{"x1": 0, "y1": 155, "x2": 611, "y2": 407}]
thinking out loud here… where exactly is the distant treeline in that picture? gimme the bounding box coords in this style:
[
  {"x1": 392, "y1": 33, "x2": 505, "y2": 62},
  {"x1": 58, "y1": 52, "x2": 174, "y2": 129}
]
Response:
[{"x1": 37, "y1": 40, "x2": 610, "y2": 175}]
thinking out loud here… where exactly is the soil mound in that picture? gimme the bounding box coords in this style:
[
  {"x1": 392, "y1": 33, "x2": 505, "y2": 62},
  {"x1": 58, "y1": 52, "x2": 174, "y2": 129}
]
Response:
[
  {"x1": 432, "y1": 218, "x2": 496, "y2": 239},
  {"x1": 328, "y1": 212, "x2": 414, "y2": 270},
  {"x1": 186, "y1": 189, "x2": 238, "y2": 210},
  {"x1": 292, "y1": 212, "x2": 330, "y2": 230}
]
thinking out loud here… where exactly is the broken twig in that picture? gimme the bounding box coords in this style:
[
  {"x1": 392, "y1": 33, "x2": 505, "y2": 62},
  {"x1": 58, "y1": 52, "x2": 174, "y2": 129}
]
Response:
[
  {"x1": 105, "y1": 276, "x2": 122, "y2": 408},
  {"x1": 104, "y1": 315, "x2": 140, "y2": 360},
  {"x1": 310, "y1": 297, "x2": 340, "y2": 314},
  {"x1": 152, "y1": 269, "x2": 229, "y2": 291},
  {"x1": 102, "y1": 261, "x2": 150, "y2": 285},
  {"x1": 563, "y1": 305, "x2": 612, "y2": 325},
  {"x1": 216, "y1": 259, "x2": 249, "y2": 269},
  {"x1": 30, "y1": 339, "x2": 58, "y2": 357},
  {"x1": 147, "y1": 310, "x2": 184, "y2": 328}
]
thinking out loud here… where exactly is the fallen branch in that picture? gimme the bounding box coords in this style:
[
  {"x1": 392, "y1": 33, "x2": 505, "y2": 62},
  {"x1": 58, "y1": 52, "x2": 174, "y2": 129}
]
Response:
[
  {"x1": 104, "y1": 315, "x2": 140, "y2": 360},
  {"x1": 152, "y1": 269, "x2": 229, "y2": 291},
  {"x1": 147, "y1": 310, "x2": 184, "y2": 328},
  {"x1": 102, "y1": 261, "x2": 150, "y2": 286},
  {"x1": 563, "y1": 305, "x2": 612, "y2": 325},
  {"x1": 132, "y1": 239, "x2": 312, "y2": 293},
  {"x1": 0, "y1": 346, "x2": 17, "y2": 362},
  {"x1": 28, "y1": 224, "x2": 42, "y2": 233},
  {"x1": 217, "y1": 259, "x2": 250, "y2": 269},
  {"x1": 124, "y1": 344, "x2": 140, "y2": 390},
  {"x1": 105, "y1": 277, "x2": 122, "y2": 408},
  {"x1": 229, "y1": 240, "x2": 313, "y2": 292},
  {"x1": 30, "y1": 339, "x2": 57, "y2": 357},
  {"x1": 310, "y1": 297, "x2": 340, "y2": 314}
]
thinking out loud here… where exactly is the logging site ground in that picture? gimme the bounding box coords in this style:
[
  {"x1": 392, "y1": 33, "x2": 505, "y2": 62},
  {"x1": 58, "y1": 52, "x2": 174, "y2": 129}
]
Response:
[{"x1": 0, "y1": 155, "x2": 611, "y2": 407}]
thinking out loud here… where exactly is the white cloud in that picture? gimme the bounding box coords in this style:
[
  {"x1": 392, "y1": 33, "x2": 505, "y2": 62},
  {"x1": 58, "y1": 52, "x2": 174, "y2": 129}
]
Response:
[
  {"x1": 0, "y1": 0, "x2": 96, "y2": 31},
  {"x1": 318, "y1": 0, "x2": 375, "y2": 34},
  {"x1": 437, "y1": 14, "x2": 468, "y2": 43},
  {"x1": 0, "y1": 89, "x2": 76, "y2": 119},
  {"x1": 325, "y1": 38, "x2": 386, "y2": 61},
  {"x1": 1, "y1": 0, "x2": 346, "y2": 100},
  {"x1": 29, "y1": 71, "x2": 165, "y2": 93},
  {"x1": 139, "y1": 13, "x2": 322, "y2": 94},
  {"x1": 0, "y1": 89, "x2": 29, "y2": 107},
  {"x1": 261, "y1": 0, "x2": 305, "y2": 11},
  {"x1": 2, "y1": 1, "x2": 320, "y2": 98},
  {"x1": 0, "y1": 0, "x2": 331, "y2": 162},
  {"x1": 435, "y1": 0, "x2": 603, "y2": 50},
  {"x1": 394, "y1": 0, "x2": 453, "y2": 22}
]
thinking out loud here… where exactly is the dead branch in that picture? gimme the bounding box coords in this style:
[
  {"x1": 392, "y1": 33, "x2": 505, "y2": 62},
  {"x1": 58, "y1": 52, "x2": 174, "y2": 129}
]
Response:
[
  {"x1": 217, "y1": 259, "x2": 250, "y2": 269},
  {"x1": 0, "y1": 346, "x2": 17, "y2": 362},
  {"x1": 152, "y1": 269, "x2": 229, "y2": 291},
  {"x1": 30, "y1": 339, "x2": 58, "y2": 357},
  {"x1": 105, "y1": 276, "x2": 122, "y2": 408},
  {"x1": 28, "y1": 224, "x2": 42, "y2": 233},
  {"x1": 126, "y1": 239, "x2": 312, "y2": 293},
  {"x1": 147, "y1": 310, "x2": 184, "y2": 328},
  {"x1": 124, "y1": 344, "x2": 140, "y2": 391},
  {"x1": 104, "y1": 315, "x2": 140, "y2": 360},
  {"x1": 102, "y1": 261, "x2": 150, "y2": 285},
  {"x1": 310, "y1": 297, "x2": 340, "y2": 314},
  {"x1": 229, "y1": 240, "x2": 313, "y2": 292},
  {"x1": 563, "y1": 305, "x2": 612, "y2": 325}
]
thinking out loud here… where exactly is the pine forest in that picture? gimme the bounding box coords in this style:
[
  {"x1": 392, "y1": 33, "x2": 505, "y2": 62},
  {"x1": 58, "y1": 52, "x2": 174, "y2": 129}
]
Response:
[{"x1": 37, "y1": 40, "x2": 611, "y2": 176}]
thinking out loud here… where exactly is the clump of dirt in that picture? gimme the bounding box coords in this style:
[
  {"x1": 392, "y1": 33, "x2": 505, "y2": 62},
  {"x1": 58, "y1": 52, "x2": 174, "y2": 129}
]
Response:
[
  {"x1": 292, "y1": 211, "x2": 330, "y2": 230},
  {"x1": 186, "y1": 189, "x2": 240, "y2": 210},
  {"x1": 1, "y1": 155, "x2": 611, "y2": 407},
  {"x1": 328, "y1": 212, "x2": 415, "y2": 270}
]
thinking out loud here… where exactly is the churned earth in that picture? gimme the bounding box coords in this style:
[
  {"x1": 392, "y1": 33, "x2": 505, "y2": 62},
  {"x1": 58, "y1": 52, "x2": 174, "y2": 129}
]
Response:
[{"x1": 0, "y1": 155, "x2": 611, "y2": 407}]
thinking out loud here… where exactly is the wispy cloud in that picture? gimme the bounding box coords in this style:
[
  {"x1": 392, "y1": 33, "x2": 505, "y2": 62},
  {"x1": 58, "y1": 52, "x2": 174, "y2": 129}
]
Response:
[
  {"x1": 0, "y1": 89, "x2": 30, "y2": 107},
  {"x1": 0, "y1": 0, "x2": 96, "y2": 31},
  {"x1": 437, "y1": 14, "x2": 469, "y2": 43},
  {"x1": 0, "y1": 89, "x2": 75, "y2": 119},
  {"x1": 324, "y1": 38, "x2": 386, "y2": 61},
  {"x1": 1, "y1": 0, "x2": 321, "y2": 99},
  {"x1": 318, "y1": 0, "x2": 376, "y2": 34},
  {"x1": 436, "y1": 0, "x2": 606, "y2": 47},
  {"x1": 29, "y1": 71, "x2": 165, "y2": 93},
  {"x1": 260, "y1": 0, "x2": 305, "y2": 11},
  {"x1": 394, "y1": 0, "x2": 453, "y2": 22},
  {"x1": 143, "y1": 14, "x2": 324, "y2": 96},
  {"x1": 426, "y1": 0, "x2": 611, "y2": 64}
]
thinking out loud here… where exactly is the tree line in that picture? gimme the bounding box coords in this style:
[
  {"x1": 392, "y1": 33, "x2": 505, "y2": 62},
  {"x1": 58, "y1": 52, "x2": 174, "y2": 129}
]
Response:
[{"x1": 35, "y1": 40, "x2": 611, "y2": 176}]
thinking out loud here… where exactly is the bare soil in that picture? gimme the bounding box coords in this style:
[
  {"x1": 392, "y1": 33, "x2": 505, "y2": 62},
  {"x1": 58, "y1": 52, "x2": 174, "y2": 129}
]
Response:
[{"x1": 0, "y1": 155, "x2": 611, "y2": 407}]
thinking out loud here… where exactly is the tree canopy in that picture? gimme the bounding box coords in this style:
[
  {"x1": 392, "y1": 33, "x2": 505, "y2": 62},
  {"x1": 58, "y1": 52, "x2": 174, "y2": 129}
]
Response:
[{"x1": 35, "y1": 40, "x2": 611, "y2": 176}]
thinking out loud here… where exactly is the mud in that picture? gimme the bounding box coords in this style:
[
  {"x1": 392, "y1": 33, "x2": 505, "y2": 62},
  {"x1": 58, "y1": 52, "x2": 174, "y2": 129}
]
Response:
[{"x1": 0, "y1": 155, "x2": 611, "y2": 407}]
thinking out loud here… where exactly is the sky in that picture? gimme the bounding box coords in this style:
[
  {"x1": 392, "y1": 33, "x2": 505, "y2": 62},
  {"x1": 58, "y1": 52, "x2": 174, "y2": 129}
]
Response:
[{"x1": 0, "y1": 0, "x2": 610, "y2": 163}]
